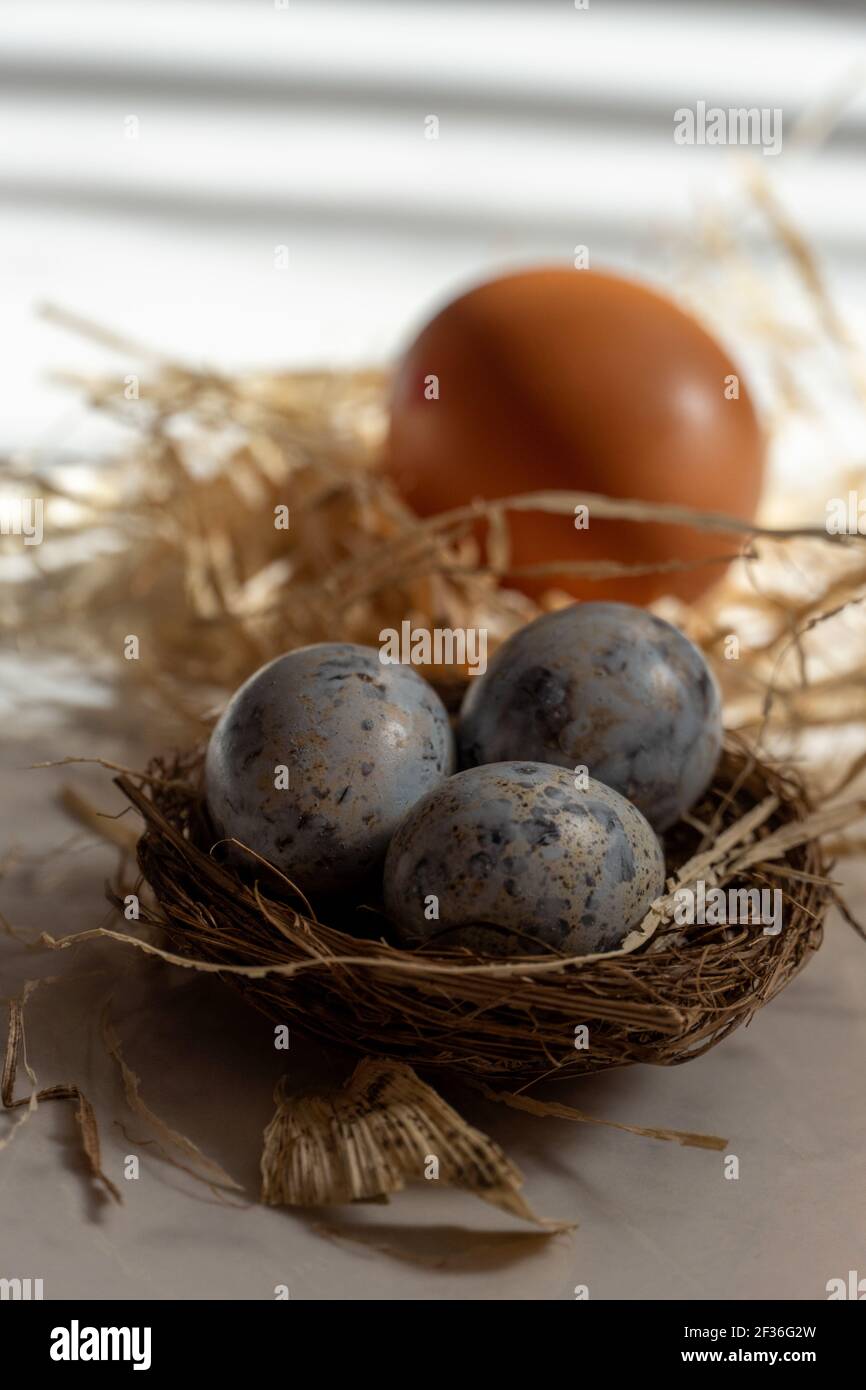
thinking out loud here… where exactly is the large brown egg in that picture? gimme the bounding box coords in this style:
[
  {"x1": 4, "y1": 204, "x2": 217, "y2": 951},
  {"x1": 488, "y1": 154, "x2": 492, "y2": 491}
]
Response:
[{"x1": 385, "y1": 267, "x2": 765, "y2": 605}]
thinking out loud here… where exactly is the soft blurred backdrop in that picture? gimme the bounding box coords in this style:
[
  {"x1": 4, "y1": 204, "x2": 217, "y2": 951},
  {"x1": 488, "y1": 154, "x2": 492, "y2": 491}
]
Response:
[{"x1": 3, "y1": 0, "x2": 866, "y2": 473}]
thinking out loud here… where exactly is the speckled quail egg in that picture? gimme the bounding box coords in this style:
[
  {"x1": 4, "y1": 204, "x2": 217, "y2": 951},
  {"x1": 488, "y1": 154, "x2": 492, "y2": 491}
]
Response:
[
  {"x1": 383, "y1": 761, "x2": 665, "y2": 956},
  {"x1": 204, "y1": 643, "x2": 455, "y2": 896},
  {"x1": 458, "y1": 602, "x2": 721, "y2": 832}
]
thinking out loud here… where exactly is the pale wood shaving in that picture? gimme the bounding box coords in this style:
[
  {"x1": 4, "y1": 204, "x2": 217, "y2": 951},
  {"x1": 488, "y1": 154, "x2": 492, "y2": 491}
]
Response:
[{"x1": 261, "y1": 1056, "x2": 571, "y2": 1229}]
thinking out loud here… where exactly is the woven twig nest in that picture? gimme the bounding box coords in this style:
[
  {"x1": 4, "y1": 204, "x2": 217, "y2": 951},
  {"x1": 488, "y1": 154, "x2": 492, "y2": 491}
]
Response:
[{"x1": 117, "y1": 733, "x2": 832, "y2": 1085}]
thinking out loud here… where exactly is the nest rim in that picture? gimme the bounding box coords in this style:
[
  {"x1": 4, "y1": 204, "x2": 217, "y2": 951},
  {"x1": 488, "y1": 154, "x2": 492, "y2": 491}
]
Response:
[{"x1": 121, "y1": 739, "x2": 830, "y2": 1084}]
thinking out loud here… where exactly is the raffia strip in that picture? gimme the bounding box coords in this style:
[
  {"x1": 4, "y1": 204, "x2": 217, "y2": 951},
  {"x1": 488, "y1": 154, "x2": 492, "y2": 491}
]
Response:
[
  {"x1": 1, "y1": 980, "x2": 121, "y2": 1202},
  {"x1": 101, "y1": 1007, "x2": 243, "y2": 1195}
]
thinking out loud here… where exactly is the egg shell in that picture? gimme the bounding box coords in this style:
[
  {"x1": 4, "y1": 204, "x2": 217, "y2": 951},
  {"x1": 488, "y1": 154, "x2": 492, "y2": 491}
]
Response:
[
  {"x1": 386, "y1": 266, "x2": 765, "y2": 605},
  {"x1": 383, "y1": 761, "x2": 665, "y2": 956},
  {"x1": 458, "y1": 602, "x2": 722, "y2": 832},
  {"x1": 204, "y1": 642, "x2": 455, "y2": 895}
]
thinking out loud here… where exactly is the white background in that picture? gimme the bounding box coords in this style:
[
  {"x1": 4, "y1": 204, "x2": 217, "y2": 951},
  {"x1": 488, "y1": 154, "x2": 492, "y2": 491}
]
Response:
[{"x1": 3, "y1": 0, "x2": 866, "y2": 462}]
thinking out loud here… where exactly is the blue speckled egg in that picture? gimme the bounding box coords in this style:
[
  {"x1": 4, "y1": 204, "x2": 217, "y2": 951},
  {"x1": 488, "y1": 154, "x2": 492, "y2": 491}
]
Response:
[
  {"x1": 205, "y1": 643, "x2": 455, "y2": 895},
  {"x1": 458, "y1": 602, "x2": 721, "y2": 831},
  {"x1": 383, "y1": 761, "x2": 665, "y2": 956}
]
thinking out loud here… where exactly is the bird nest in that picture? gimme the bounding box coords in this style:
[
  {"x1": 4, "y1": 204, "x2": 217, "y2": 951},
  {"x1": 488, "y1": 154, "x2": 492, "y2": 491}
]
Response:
[{"x1": 116, "y1": 734, "x2": 835, "y2": 1085}]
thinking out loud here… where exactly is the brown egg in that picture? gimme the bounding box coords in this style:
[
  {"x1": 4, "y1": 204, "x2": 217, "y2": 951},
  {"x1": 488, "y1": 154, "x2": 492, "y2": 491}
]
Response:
[{"x1": 385, "y1": 267, "x2": 765, "y2": 605}]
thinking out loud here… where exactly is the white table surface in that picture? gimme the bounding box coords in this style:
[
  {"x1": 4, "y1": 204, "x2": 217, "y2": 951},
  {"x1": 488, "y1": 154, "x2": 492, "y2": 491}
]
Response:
[{"x1": 1, "y1": 653, "x2": 864, "y2": 1302}]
